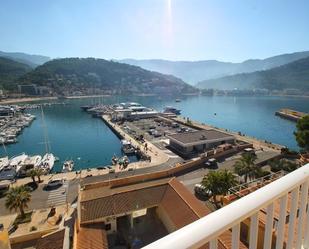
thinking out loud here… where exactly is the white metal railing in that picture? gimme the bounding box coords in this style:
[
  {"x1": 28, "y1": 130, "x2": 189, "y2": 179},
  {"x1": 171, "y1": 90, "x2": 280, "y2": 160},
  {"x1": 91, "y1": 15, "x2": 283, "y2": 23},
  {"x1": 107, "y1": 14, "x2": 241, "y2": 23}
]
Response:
[{"x1": 143, "y1": 164, "x2": 309, "y2": 249}]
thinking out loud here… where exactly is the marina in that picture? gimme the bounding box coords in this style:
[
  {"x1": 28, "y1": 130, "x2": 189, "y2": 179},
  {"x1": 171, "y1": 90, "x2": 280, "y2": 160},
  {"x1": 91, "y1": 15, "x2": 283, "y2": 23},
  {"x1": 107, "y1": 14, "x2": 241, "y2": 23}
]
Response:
[
  {"x1": 0, "y1": 95, "x2": 308, "y2": 175},
  {"x1": 0, "y1": 105, "x2": 36, "y2": 145}
]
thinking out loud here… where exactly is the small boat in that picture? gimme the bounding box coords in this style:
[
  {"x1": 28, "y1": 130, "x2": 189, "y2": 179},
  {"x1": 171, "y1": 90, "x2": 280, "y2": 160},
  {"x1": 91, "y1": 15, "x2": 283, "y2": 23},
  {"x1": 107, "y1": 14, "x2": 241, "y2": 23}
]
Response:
[
  {"x1": 121, "y1": 140, "x2": 135, "y2": 155},
  {"x1": 41, "y1": 153, "x2": 55, "y2": 172},
  {"x1": 163, "y1": 106, "x2": 181, "y2": 115},
  {"x1": 175, "y1": 99, "x2": 181, "y2": 102},
  {"x1": 111, "y1": 155, "x2": 118, "y2": 165},
  {"x1": 9, "y1": 153, "x2": 28, "y2": 173},
  {"x1": 0, "y1": 157, "x2": 9, "y2": 171},
  {"x1": 62, "y1": 160, "x2": 74, "y2": 173},
  {"x1": 80, "y1": 105, "x2": 94, "y2": 111}
]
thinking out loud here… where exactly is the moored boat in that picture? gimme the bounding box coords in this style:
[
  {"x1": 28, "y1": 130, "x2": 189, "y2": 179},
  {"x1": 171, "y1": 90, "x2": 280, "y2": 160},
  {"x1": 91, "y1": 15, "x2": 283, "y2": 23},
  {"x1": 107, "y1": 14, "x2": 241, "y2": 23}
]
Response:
[
  {"x1": 163, "y1": 106, "x2": 181, "y2": 115},
  {"x1": 9, "y1": 153, "x2": 28, "y2": 173},
  {"x1": 62, "y1": 160, "x2": 74, "y2": 173},
  {"x1": 0, "y1": 157, "x2": 9, "y2": 171},
  {"x1": 121, "y1": 140, "x2": 135, "y2": 155},
  {"x1": 41, "y1": 153, "x2": 55, "y2": 172}
]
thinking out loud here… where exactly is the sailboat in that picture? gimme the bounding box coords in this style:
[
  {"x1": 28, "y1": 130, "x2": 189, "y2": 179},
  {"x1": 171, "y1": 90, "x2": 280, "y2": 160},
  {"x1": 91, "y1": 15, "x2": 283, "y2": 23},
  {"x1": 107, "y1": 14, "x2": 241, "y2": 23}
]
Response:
[{"x1": 39, "y1": 105, "x2": 55, "y2": 173}]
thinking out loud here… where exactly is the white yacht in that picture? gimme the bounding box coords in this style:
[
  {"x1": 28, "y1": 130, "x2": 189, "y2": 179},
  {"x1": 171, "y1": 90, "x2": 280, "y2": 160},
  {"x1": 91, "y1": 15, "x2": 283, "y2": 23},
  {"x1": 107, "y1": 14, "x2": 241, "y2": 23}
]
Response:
[
  {"x1": 0, "y1": 157, "x2": 9, "y2": 171},
  {"x1": 9, "y1": 153, "x2": 28, "y2": 173},
  {"x1": 62, "y1": 160, "x2": 74, "y2": 173},
  {"x1": 23, "y1": 155, "x2": 42, "y2": 168},
  {"x1": 41, "y1": 153, "x2": 55, "y2": 172}
]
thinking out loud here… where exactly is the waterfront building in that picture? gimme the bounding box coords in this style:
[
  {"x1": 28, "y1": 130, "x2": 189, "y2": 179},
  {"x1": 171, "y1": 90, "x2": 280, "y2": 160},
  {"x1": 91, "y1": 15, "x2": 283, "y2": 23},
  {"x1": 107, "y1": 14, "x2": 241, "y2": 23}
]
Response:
[{"x1": 166, "y1": 129, "x2": 235, "y2": 157}]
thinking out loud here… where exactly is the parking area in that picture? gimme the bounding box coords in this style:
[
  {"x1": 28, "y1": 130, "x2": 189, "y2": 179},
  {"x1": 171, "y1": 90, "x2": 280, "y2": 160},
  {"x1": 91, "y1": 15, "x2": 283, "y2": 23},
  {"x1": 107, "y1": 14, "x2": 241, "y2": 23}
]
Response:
[{"x1": 120, "y1": 117, "x2": 197, "y2": 144}]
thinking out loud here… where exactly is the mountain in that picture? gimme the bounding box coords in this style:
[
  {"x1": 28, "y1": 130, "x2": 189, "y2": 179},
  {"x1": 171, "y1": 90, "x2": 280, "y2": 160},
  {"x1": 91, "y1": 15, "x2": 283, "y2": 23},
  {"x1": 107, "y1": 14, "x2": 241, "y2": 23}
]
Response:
[
  {"x1": 120, "y1": 51, "x2": 309, "y2": 84},
  {"x1": 0, "y1": 57, "x2": 32, "y2": 90},
  {"x1": 196, "y1": 56, "x2": 309, "y2": 91},
  {"x1": 18, "y1": 58, "x2": 197, "y2": 95},
  {"x1": 0, "y1": 51, "x2": 50, "y2": 68}
]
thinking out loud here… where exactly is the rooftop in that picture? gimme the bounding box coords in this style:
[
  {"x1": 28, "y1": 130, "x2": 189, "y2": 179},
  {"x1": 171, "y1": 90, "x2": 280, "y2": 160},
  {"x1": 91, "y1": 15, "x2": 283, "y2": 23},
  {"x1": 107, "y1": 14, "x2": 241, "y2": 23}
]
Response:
[
  {"x1": 78, "y1": 177, "x2": 247, "y2": 249},
  {"x1": 167, "y1": 129, "x2": 234, "y2": 145}
]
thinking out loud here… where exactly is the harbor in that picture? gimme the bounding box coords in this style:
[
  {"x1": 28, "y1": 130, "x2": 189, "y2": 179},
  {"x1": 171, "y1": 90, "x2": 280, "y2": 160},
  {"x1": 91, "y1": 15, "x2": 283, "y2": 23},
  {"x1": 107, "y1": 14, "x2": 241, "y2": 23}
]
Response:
[{"x1": 0, "y1": 95, "x2": 307, "y2": 175}]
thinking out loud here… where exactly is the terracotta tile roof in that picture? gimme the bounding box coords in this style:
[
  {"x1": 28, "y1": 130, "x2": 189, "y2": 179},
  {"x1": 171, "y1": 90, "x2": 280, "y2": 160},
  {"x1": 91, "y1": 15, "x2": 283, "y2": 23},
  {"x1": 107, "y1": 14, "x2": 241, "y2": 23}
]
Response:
[
  {"x1": 36, "y1": 229, "x2": 65, "y2": 249},
  {"x1": 80, "y1": 177, "x2": 171, "y2": 202},
  {"x1": 81, "y1": 184, "x2": 167, "y2": 222},
  {"x1": 76, "y1": 223, "x2": 108, "y2": 249},
  {"x1": 79, "y1": 177, "x2": 248, "y2": 249}
]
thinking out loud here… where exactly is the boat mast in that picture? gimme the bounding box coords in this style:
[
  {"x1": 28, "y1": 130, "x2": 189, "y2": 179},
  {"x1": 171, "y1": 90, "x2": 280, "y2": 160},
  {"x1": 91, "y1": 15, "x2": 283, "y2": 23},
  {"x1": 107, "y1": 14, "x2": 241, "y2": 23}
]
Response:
[{"x1": 41, "y1": 105, "x2": 51, "y2": 153}]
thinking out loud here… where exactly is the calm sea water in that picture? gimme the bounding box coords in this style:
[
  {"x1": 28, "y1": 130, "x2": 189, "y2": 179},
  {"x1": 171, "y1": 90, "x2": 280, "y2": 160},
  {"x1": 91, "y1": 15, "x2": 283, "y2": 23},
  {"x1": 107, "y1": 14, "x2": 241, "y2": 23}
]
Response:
[{"x1": 1, "y1": 95, "x2": 308, "y2": 171}]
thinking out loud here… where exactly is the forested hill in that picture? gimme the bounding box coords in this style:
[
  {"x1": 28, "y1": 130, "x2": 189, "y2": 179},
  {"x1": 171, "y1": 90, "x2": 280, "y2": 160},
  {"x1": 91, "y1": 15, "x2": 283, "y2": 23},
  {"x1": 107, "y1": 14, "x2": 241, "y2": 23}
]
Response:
[
  {"x1": 0, "y1": 51, "x2": 50, "y2": 68},
  {"x1": 0, "y1": 57, "x2": 32, "y2": 90},
  {"x1": 196, "y1": 56, "x2": 309, "y2": 91},
  {"x1": 19, "y1": 58, "x2": 197, "y2": 94},
  {"x1": 120, "y1": 51, "x2": 309, "y2": 84}
]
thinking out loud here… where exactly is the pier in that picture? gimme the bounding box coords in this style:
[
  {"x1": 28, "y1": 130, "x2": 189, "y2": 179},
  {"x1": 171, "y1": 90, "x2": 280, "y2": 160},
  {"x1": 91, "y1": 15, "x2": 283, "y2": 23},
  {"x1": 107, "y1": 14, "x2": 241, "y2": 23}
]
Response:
[{"x1": 275, "y1": 108, "x2": 307, "y2": 122}]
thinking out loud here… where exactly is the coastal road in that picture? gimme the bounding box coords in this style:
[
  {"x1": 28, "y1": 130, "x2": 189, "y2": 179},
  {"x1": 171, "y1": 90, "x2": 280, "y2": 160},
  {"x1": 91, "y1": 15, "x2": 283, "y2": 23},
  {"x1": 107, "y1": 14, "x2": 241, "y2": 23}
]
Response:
[
  {"x1": 0, "y1": 150, "x2": 278, "y2": 215},
  {"x1": 0, "y1": 178, "x2": 79, "y2": 216}
]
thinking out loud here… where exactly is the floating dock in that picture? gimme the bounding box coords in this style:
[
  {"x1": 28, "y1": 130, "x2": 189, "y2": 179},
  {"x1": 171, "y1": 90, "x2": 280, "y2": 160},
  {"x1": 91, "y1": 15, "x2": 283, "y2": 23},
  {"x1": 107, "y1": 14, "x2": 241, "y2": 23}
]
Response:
[{"x1": 275, "y1": 109, "x2": 307, "y2": 122}]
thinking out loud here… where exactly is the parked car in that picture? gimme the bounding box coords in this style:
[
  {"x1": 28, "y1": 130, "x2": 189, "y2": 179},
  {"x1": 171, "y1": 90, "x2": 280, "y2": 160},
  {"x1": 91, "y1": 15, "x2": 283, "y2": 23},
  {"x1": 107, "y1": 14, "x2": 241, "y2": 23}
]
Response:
[
  {"x1": 243, "y1": 148, "x2": 256, "y2": 155},
  {"x1": 204, "y1": 158, "x2": 218, "y2": 168},
  {"x1": 46, "y1": 179, "x2": 63, "y2": 189},
  {"x1": 194, "y1": 184, "x2": 212, "y2": 197}
]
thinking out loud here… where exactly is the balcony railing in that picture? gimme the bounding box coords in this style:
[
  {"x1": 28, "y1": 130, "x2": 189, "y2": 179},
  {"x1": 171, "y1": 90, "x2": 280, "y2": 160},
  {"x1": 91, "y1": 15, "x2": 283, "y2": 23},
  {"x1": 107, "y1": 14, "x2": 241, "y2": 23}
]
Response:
[{"x1": 143, "y1": 163, "x2": 309, "y2": 249}]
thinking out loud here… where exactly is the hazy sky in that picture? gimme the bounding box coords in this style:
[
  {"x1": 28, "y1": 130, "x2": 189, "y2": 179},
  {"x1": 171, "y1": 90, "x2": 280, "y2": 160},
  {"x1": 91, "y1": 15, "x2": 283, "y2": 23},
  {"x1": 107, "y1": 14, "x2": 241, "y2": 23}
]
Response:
[{"x1": 0, "y1": 0, "x2": 308, "y2": 62}]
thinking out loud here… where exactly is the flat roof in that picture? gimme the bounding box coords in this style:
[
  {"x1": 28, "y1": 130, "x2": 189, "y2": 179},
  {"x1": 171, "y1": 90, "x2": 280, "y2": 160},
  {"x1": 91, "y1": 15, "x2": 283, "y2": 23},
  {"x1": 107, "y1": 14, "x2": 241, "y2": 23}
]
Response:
[{"x1": 167, "y1": 129, "x2": 234, "y2": 145}]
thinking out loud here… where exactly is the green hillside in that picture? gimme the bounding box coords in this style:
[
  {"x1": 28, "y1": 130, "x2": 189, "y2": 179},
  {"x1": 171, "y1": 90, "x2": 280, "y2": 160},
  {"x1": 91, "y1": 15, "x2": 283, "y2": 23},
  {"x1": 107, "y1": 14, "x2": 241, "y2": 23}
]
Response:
[
  {"x1": 19, "y1": 58, "x2": 197, "y2": 95},
  {"x1": 0, "y1": 57, "x2": 32, "y2": 90},
  {"x1": 197, "y1": 56, "x2": 309, "y2": 91}
]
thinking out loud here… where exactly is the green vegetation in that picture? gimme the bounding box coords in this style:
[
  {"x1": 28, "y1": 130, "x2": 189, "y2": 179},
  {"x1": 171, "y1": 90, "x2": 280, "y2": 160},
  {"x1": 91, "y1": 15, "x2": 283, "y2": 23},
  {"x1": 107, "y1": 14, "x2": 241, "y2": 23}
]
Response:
[
  {"x1": 5, "y1": 185, "x2": 31, "y2": 217},
  {"x1": 0, "y1": 57, "x2": 32, "y2": 90},
  {"x1": 294, "y1": 115, "x2": 309, "y2": 152},
  {"x1": 269, "y1": 159, "x2": 299, "y2": 173},
  {"x1": 19, "y1": 58, "x2": 197, "y2": 95},
  {"x1": 198, "y1": 56, "x2": 309, "y2": 91},
  {"x1": 234, "y1": 153, "x2": 261, "y2": 182},
  {"x1": 122, "y1": 51, "x2": 309, "y2": 84},
  {"x1": 201, "y1": 169, "x2": 237, "y2": 207},
  {"x1": 27, "y1": 169, "x2": 38, "y2": 185}
]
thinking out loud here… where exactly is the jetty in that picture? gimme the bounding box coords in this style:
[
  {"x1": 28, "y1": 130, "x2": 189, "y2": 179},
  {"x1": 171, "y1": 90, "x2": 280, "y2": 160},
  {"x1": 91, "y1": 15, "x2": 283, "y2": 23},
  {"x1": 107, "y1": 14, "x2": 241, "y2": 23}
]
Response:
[{"x1": 275, "y1": 108, "x2": 307, "y2": 122}]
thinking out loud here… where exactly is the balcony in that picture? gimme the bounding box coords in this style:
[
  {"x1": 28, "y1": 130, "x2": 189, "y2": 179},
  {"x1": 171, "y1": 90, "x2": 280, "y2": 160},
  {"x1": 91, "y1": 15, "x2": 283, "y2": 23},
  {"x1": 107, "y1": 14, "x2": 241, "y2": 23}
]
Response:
[{"x1": 143, "y1": 163, "x2": 309, "y2": 249}]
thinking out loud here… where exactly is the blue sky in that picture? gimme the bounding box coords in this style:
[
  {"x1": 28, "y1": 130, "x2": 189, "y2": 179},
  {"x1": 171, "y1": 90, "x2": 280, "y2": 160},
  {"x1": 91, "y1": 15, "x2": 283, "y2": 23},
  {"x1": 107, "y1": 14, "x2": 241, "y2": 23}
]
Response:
[{"x1": 0, "y1": 0, "x2": 308, "y2": 62}]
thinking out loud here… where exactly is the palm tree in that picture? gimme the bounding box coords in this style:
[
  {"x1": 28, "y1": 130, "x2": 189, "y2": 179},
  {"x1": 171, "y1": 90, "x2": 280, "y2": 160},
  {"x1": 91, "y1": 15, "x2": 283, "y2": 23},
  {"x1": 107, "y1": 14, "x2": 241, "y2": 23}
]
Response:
[
  {"x1": 27, "y1": 169, "x2": 37, "y2": 185},
  {"x1": 5, "y1": 185, "x2": 31, "y2": 217},
  {"x1": 201, "y1": 169, "x2": 237, "y2": 208},
  {"x1": 234, "y1": 153, "x2": 259, "y2": 182},
  {"x1": 35, "y1": 168, "x2": 44, "y2": 183}
]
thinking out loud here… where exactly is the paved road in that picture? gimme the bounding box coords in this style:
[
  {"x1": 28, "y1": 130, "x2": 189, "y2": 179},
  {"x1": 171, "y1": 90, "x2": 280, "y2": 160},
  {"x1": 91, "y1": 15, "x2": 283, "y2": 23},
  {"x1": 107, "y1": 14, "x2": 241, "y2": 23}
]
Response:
[{"x1": 0, "y1": 150, "x2": 279, "y2": 216}]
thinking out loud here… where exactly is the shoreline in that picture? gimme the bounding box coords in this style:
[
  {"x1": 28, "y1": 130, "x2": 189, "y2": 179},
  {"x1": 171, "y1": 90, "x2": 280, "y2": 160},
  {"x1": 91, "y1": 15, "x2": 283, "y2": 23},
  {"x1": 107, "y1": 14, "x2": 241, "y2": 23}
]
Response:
[{"x1": 1, "y1": 93, "x2": 309, "y2": 105}]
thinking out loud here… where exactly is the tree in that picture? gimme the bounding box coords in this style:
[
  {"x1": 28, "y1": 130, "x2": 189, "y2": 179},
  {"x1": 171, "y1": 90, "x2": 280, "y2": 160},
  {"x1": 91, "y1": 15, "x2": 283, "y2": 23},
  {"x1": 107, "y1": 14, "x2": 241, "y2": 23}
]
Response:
[
  {"x1": 27, "y1": 169, "x2": 37, "y2": 185},
  {"x1": 234, "y1": 153, "x2": 260, "y2": 182},
  {"x1": 294, "y1": 115, "x2": 309, "y2": 152},
  {"x1": 35, "y1": 168, "x2": 44, "y2": 183},
  {"x1": 201, "y1": 169, "x2": 237, "y2": 207},
  {"x1": 5, "y1": 185, "x2": 31, "y2": 217}
]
